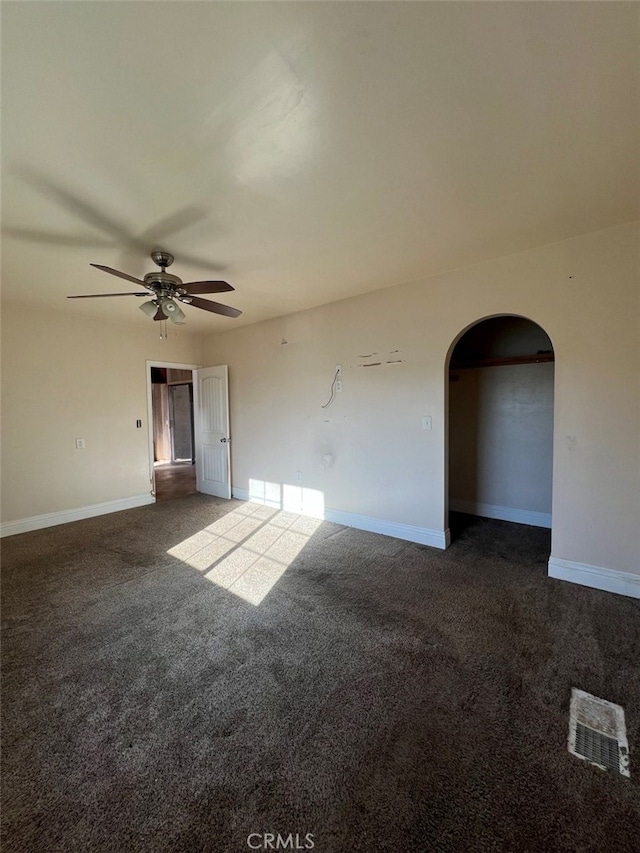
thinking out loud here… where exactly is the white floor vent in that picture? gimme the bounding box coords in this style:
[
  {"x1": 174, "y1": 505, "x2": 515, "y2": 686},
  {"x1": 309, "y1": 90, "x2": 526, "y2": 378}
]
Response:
[{"x1": 569, "y1": 688, "x2": 630, "y2": 777}]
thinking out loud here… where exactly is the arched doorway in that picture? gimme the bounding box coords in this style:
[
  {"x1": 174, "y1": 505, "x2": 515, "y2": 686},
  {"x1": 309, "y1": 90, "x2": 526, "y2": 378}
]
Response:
[{"x1": 446, "y1": 315, "x2": 554, "y2": 542}]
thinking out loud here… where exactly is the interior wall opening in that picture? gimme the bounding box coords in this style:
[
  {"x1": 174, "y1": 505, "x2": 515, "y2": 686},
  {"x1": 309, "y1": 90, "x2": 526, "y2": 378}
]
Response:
[
  {"x1": 150, "y1": 366, "x2": 197, "y2": 501},
  {"x1": 447, "y1": 315, "x2": 554, "y2": 544}
]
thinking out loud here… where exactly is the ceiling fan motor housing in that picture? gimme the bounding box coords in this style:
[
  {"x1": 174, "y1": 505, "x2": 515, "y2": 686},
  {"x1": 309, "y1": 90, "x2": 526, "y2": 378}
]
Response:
[{"x1": 144, "y1": 271, "x2": 182, "y2": 289}]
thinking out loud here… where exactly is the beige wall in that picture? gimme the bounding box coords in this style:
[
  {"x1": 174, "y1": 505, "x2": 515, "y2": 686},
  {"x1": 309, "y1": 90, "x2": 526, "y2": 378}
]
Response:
[
  {"x1": 449, "y1": 362, "x2": 554, "y2": 518},
  {"x1": 1, "y1": 304, "x2": 201, "y2": 522},
  {"x1": 201, "y1": 222, "x2": 639, "y2": 576},
  {"x1": 2, "y1": 222, "x2": 638, "y2": 579}
]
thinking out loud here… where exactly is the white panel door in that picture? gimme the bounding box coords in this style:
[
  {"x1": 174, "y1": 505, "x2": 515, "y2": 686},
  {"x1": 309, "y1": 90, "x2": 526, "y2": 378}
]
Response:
[{"x1": 194, "y1": 365, "x2": 231, "y2": 498}]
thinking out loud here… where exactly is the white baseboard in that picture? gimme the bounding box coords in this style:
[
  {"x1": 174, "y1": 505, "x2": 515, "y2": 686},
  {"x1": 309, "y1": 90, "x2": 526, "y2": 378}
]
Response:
[
  {"x1": 0, "y1": 494, "x2": 155, "y2": 538},
  {"x1": 548, "y1": 556, "x2": 640, "y2": 599},
  {"x1": 232, "y1": 488, "x2": 448, "y2": 549},
  {"x1": 449, "y1": 499, "x2": 551, "y2": 529},
  {"x1": 324, "y1": 509, "x2": 448, "y2": 549}
]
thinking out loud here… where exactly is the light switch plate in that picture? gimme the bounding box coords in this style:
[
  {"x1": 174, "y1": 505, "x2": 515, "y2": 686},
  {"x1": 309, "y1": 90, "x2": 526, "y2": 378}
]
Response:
[{"x1": 422, "y1": 416, "x2": 432, "y2": 431}]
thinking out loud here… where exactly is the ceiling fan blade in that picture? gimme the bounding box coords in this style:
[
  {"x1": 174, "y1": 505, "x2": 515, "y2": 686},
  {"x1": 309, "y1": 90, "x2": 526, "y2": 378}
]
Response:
[
  {"x1": 90, "y1": 263, "x2": 147, "y2": 286},
  {"x1": 188, "y1": 296, "x2": 242, "y2": 318},
  {"x1": 21, "y1": 168, "x2": 133, "y2": 242},
  {"x1": 170, "y1": 250, "x2": 226, "y2": 273},
  {"x1": 180, "y1": 281, "x2": 234, "y2": 295},
  {"x1": 2, "y1": 226, "x2": 114, "y2": 248},
  {"x1": 135, "y1": 205, "x2": 206, "y2": 244},
  {"x1": 67, "y1": 292, "x2": 149, "y2": 299}
]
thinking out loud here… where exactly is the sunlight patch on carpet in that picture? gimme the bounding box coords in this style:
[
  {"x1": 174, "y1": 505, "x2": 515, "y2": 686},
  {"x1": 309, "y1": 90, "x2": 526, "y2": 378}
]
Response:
[{"x1": 167, "y1": 490, "x2": 323, "y2": 604}]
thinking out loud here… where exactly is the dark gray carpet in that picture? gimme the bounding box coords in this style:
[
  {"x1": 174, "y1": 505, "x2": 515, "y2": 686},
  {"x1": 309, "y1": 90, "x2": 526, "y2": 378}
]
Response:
[{"x1": 2, "y1": 497, "x2": 639, "y2": 852}]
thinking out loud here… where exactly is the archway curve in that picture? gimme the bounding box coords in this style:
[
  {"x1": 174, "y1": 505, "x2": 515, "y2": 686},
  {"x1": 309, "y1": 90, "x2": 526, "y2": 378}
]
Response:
[
  {"x1": 444, "y1": 313, "x2": 555, "y2": 371},
  {"x1": 444, "y1": 314, "x2": 555, "y2": 543}
]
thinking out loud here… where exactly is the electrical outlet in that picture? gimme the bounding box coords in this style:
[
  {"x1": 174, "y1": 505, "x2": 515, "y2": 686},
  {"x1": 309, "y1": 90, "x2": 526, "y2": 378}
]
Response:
[
  {"x1": 336, "y1": 380, "x2": 343, "y2": 392},
  {"x1": 75, "y1": 438, "x2": 86, "y2": 449}
]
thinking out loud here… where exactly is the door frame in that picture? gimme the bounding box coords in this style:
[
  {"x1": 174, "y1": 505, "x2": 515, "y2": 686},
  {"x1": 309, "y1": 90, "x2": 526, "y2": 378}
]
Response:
[
  {"x1": 145, "y1": 360, "x2": 201, "y2": 500},
  {"x1": 168, "y1": 382, "x2": 195, "y2": 463}
]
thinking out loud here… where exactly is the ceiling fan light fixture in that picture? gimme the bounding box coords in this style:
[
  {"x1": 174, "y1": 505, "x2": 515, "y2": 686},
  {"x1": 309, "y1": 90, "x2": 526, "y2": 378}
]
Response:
[
  {"x1": 139, "y1": 300, "x2": 158, "y2": 318},
  {"x1": 160, "y1": 297, "x2": 186, "y2": 324}
]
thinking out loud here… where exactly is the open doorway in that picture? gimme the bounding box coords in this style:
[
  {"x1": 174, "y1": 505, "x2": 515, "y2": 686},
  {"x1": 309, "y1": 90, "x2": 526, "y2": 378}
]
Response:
[
  {"x1": 446, "y1": 316, "x2": 554, "y2": 543},
  {"x1": 150, "y1": 366, "x2": 197, "y2": 501}
]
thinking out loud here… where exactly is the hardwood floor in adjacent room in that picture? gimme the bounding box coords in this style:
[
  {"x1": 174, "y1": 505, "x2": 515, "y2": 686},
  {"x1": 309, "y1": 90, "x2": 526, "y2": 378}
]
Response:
[{"x1": 154, "y1": 462, "x2": 196, "y2": 501}]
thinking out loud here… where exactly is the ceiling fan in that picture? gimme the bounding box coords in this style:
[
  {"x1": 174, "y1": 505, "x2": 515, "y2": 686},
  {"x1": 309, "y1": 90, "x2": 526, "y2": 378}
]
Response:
[{"x1": 67, "y1": 250, "x2": 241, "y2": 325}]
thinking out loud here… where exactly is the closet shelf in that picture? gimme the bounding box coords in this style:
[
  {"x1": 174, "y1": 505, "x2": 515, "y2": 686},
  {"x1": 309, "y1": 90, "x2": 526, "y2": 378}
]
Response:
[{"x1": 450, "y1": 352, "x2": 554, "y2": 370}]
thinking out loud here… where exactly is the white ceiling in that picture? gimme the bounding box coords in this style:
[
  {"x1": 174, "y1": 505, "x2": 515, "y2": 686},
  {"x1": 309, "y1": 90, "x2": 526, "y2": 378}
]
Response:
[{"x1": 2, "y1": 2, "x2": 638, "y2": 333}]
